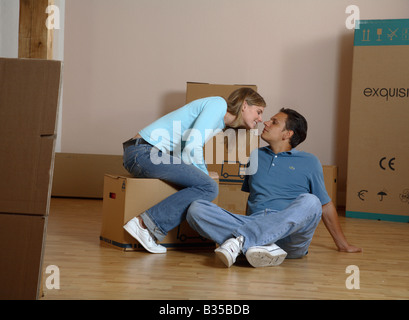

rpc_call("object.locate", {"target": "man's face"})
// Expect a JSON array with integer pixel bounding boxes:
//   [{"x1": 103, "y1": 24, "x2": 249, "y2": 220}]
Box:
[{"x1": 260, "y1": 112, "x2": 289, "y2": 144}]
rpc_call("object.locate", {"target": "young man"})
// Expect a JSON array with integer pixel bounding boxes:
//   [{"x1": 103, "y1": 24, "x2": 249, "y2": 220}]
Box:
[{"x1": 186, "y1": 108, "x2": 361, "y2": 268}]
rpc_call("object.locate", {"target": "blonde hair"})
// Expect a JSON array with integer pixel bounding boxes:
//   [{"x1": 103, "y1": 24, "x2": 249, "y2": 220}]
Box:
[{"x1": 226, "y1": 88, "x2": 266, "y2": 128}]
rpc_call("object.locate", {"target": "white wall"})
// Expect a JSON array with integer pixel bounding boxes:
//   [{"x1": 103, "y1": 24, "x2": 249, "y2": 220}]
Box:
[
  {"x1": 2, "y1": 0, "x2": 409, "y2": 205},
  {"x1": 0, "y1": 0, "x2": 65, "y2": 58},
  {"x1": 52, "y1": 0, "x2": 65, "y2": 153},
  {"x1": 62, "y1": 0, "x2": 409, "y2": 205},
  {"x1": 0, "y1": 0, "x2": 19, "y2": 58}
]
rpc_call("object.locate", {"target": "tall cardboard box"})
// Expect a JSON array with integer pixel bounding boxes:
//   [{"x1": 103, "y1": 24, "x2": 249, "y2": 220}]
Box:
[
  {"x1": 0, "y1": 58, "x2": 62, "y2": 216},
  {"x1": 0, "y1": 58, "x2": 62, "y2": 299},
  {"x1": 100, "y1": 174, "x2": 218, "y2": 250},
  {"x1": 346, "y1": 19, "x2": 409, "y2": 222}
]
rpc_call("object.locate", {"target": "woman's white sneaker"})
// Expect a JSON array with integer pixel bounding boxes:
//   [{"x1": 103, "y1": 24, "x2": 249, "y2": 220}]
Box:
[
  {"x1": 123, "y1": 217, "x2": 167, "y2": 254},
  {"x1": 245, "y1": 244, "x2": 287, "y2": 268}
]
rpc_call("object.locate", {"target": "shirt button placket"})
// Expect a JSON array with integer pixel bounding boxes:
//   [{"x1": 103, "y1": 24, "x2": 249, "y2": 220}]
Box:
[{"x1": 272, "y1": 155, "x2": 278, "y2": 167}]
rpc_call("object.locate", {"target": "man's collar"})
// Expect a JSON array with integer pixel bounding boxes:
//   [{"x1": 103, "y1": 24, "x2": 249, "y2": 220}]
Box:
[{"x1": 262, "y1": 146, "x2": 298, "y2": 155}]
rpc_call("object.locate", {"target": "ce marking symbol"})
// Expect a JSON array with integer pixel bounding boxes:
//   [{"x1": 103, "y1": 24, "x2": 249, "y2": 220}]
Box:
[{"x1": 379, "y1": 157, "x2": 395, "y2": 171}]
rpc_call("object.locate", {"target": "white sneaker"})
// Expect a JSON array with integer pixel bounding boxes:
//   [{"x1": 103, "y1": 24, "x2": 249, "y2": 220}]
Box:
[
  {"x1": 123, "y1": 217, "x2": 167, "y2": 254},
  {"x1": 245, "y1": 243, "x2": 287, "y2": 268},
  {"x1": 214, "y1": 236, "x2": 244, "y2": 267}
]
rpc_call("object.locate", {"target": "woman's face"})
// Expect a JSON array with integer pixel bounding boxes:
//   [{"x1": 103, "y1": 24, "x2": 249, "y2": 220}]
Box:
[{"x1": 241, "y1": 102, "x2": 264, "y2": 129}]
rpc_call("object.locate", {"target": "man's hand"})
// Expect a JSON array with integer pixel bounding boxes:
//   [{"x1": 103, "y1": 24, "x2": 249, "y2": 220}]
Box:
[
  {"x1": 322, "y1": 201, "x2": 362, "y2": 253},
  {"x1": 338, "y1": 244, "x2": 362, "y2": 253}
]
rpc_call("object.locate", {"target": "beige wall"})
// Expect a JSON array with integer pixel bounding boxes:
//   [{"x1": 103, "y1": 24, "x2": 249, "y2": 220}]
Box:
[
  {"x1": 0, "y1": 0, "x2": 19, "y2": 58},
  {"x1": 61, "y1": 0, "x2": 409, "y2": 205}
]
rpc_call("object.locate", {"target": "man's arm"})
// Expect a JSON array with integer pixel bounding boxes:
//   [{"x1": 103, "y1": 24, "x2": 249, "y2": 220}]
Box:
[{"x1": 321, "y1": 201, "x2": 362, "y2": 253}]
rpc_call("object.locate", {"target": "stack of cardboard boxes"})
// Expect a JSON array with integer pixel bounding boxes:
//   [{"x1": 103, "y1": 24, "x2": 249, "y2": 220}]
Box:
[{"x1": 0, "y1": 58, "x2": 62, "y2": 299}]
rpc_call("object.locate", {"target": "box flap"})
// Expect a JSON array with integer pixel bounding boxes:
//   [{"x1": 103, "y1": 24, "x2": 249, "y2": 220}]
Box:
[{"x1": 104, "y1": 173, "x2": 133, "y2": 180}]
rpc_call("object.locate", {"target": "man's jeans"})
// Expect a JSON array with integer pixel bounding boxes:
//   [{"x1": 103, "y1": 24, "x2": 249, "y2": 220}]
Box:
[
  {"x1": 187, "y1": 194, "x2": 322, "y2": 258},
  {"x1": 123, "y1": 139, "x2": 218, "y2": 241}
]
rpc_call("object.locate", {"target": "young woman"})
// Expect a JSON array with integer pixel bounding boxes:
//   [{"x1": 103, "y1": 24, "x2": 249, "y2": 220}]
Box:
[{"x1": 122, "y1": 88, "x2": 266, "y2": 253}]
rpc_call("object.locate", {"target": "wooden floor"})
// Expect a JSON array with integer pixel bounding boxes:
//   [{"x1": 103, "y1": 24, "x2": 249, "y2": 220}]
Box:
[{"x1": 40, "y1": 198, "x2": 409, "y2": 300}]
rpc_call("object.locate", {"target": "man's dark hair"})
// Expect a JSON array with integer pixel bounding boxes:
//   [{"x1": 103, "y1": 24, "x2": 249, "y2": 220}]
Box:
[{"x1": 280, "y1": 108, "x2": 308, "y2": 148}]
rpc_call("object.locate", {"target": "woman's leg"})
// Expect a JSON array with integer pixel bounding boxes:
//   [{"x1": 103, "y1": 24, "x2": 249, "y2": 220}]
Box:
[{"x1": 124, "y1": 143, "x2": 218, "y2": 241}]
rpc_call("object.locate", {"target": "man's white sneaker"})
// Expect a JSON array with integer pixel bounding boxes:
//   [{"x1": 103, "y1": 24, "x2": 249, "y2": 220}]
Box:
[
  {"x1": 245, "y1": 244, "x2": 287, "y2": 268},
  {"x1": 124, "y1": 217, "x2": 167, "y2": 254},
  {"x1": 214, "y1": 236, "x2": 244, "y2": 268}
]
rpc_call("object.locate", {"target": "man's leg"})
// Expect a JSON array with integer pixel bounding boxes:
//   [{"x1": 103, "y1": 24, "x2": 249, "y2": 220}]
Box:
[
  {"x1": 187, "y1": 194, "x2": 322, "y2": 267},
  {"x1": 187, "y1": 200, "x2": 260, "y2": 267},
  {"x1": 275, "y1": 206, "x2": 322, "y2": 259},
  {"x1": 235, "y1": 193, "x2": 322, "y2": 258},
  {"x1": 186, "y1": 199, "x2": 254, "y2": 245}
]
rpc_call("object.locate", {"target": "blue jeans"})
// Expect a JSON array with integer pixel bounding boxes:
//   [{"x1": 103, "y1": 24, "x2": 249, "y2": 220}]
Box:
[
  {"x1": 187, "y1": 193, "x2": 322, "y2": 258},
  {"x1": 123, "y1": 138, "x2": 218, "y2": 241}
]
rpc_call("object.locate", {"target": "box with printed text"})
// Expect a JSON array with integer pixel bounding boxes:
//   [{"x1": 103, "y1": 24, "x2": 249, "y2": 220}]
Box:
[{"x1": 346, "y1": 19, "x2": 409, "y2": 222}]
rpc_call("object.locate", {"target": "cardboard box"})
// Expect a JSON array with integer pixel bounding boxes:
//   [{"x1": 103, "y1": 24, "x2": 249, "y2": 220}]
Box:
[
  {"x1": 218, "y1": 183, "x2": 248, "y2": 215},
  {"x1": 52, "y1": 153, "x2": 127, "y2": 198},
  {"x1": 100, "y1": 174, "x2": 219, "y2": 251},
  {"x1": 323, "y1": 165, "x2": 337, "y2": 208},
  {"x1": 0, "y1": 58, "x2": 62, "y2": 216},
  {"x1": 186, "y1": 82, "x2": 260, "y2": 184},
  {"x1": 0, "y1": 214, "x2": 47, "y2": 300},
  {"x1": 204, "y1": 129, "x2": 259, "y2": 184},
  {"x1": 186, "y1": 82, "x2": 258, "y2": 105},
  {"x1": 346, "y1": 19, "x2": 409, "y2": 222}
]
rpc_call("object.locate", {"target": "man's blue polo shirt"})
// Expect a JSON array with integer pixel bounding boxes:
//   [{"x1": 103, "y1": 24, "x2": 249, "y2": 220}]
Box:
[{"x1": 242, "y1": 146, "x2": 331, "y2": 215}]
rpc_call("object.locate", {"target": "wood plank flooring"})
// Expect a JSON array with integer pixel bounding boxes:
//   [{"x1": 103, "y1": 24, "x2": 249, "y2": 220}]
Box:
[{"x1": 40, "y1": 198, "x2": 409, "y2": 300}]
